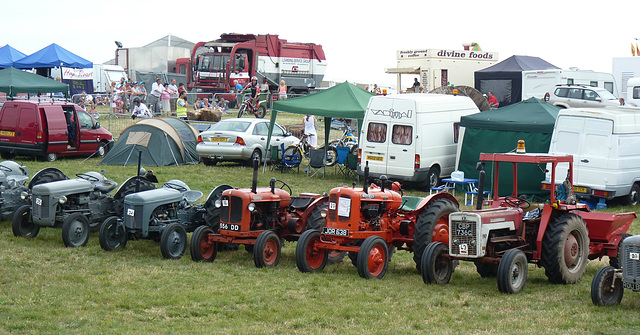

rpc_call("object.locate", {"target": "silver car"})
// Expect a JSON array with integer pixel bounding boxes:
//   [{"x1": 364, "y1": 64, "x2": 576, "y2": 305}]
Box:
[
  {"x1": 547, "y1": 84, "x2": 619, "y2": 108},
  {"x1": 197, "y1": 118, "x2": 299, "y2": 165}
]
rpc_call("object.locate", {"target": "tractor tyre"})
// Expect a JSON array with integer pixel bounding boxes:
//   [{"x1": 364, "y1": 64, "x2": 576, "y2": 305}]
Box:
[
  {"x1": 160, "y1": 223, "x2": 187, "y2": 260},
  {"x1": 305, "y1": 203, "x2": 326, "y2": 231},
  {"x1": 190, "y1": 225, "x2": 217, "y2": 262},
  {"x1": 357, "y1": 236, "x2": 389, "y2": 279},
  {"x1": 245, "y1": 244, "x2": 254, "y2": 254},
  {"x1": 420, "y1": 241, "x2": 453, "y2": 285},
  {"x1": 497, "y1": 249, "x2": 528, "y2": 294},
  {"x1": 62, "y1": 213, "x2": 90, "y2": 248},
  {"x1": 591, "y1": 266, "x2": 624, "y2": 306},
  {"x1": 541, "y1": 213, "x2": 589, "y2": 284},
  {"x1": 413, "y1": 198, "x2": 459, "y2": 271},
  {"x1": 99, "y1": 216, "x2": 127, "y2": 251},
  {"x1": 475, "y1": 261, "x2": 498, "y2": 278},
  {"x1": 296, "y1": 230, "x2": 328, "y2": 273},
  {"x1": 254, "y1": 230, "x2": 281, "y2": 268},
  {"x1": 12, "y1": 205, "x2": 39, "y2": 238},
  {"x1": 112, "y1": 178, "x2": 156, "y2": 219},
  {"x1": 28, "y1": 167, "x2": 68, "y2": 189},
  {"x1": 609, "y1": 233, "x2": 631, "y2": 268}
]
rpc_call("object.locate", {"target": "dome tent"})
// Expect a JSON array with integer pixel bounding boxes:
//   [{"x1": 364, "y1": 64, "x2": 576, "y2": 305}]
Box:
[{"x1": 99, "y1": 118, "x2": 199, "y2": 166}]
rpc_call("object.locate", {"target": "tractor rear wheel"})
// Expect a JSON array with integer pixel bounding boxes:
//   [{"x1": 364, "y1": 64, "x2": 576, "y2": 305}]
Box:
[
  {"x1": 420, "y1": 241, "x2": 453, "y2": 285},
  {"x1": 357, "y1": 236, "x2": 389, "y2": 279},
  {"x1": 609, "y1": 233, "x2": 631, "y2": 268},
  {"x1": 62, "y1": 213, "x2": 90, "y2": 248},
  {"x1": 541, "y1": 213, "x2": 589, "y2": 284},
  {"x1": 497, "y1": 249, "x2": 528, "y2": 294},
  {"x1": 475, "y1": 261, "x2": 498, "y2": 278},
  {"x1": 12, "y1": 205, "x2": 39, "y2": 238},
  {"x1": 160, "y1": 223, "x2": 187, "y2": 259},
  {"x1": 591, "y1": 266, "x2": 624, "y2": 306},
  {"x1": 99, "y1": 216, "x2": 127, "y2": 251},
  {"x1": 296, "y1": 230, "x2": 328, "y2": 272},
  {"x1": 413, "y1": 199, "x2": 459, "y2": 271},
  {"x1": 190, "y1": 225, "x2": 217, "y2": 262},
  {"x1": 254, "y1": 230, "x2": 281, "y2": 268}
]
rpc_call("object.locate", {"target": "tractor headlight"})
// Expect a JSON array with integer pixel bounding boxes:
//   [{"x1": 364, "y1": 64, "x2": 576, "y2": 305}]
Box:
[
  {"x1": 248, "y1": 203, "x2": 256, "y2": 212},
  {"x1": 452, "y1": 239, "x2": 459, "y2": 245},
  {"x1": 320, "y1": 208, "x2": 328, "y2": 218},
  {"x1": 470, "y1": 240, "x2": 476, "y2": 247},
  {"x1": 7, "y1": 179, "x2": 16, "y2": 188},
  {"x1": 20, "y1": 191, "x2": 29, "y2": 200},
  {"x1": 214, "y1": 199, "x2": 221, "y2": 208},
  {"x1": 58, "y1": 196, "x2": 67, "y2": 205}
]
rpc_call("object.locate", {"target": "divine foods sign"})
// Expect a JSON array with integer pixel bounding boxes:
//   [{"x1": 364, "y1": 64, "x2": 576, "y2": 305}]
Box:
[{"x1": 397, "y1": 49, "x2": 497, "y2": 61}]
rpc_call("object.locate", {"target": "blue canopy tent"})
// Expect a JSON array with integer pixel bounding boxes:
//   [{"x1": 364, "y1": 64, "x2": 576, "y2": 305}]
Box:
[
  {"x1": 0, "y1": 45, "x2": 26, "y2": 68},
  {"x1": 14, "y1": 43, "x2": 93, "y2": 95}
]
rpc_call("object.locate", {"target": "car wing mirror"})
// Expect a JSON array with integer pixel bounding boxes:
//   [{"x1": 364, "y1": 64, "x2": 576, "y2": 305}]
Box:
[
  {"x1": 595, "y1": 97, "x2": 602, "y2": 102},
  {"x1": 94, "y1": 122, "x2": 101, "y2": 129}
]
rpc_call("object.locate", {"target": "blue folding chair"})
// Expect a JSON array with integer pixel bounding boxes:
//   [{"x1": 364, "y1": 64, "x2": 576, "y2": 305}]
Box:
[{"x1": 335, "y1": 146, "x2": 349, "y2": 176}]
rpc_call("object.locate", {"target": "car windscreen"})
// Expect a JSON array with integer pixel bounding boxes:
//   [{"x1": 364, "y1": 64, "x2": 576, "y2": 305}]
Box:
[
  {"x1": 209, "y1": 120, "x2": 251, "y2": 132},
  {"x1": 596, "y1": 89, "x2": 617, "y2": 100}
]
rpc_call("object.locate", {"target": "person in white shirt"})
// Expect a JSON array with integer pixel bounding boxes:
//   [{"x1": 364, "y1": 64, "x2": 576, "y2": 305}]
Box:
[
  {"x1": 303, "y1": 114, "x2": 318, "y2": 148},
  {"x1": 131, "y1": 98, "x2": 152, "y2": 119},
  {"x1": 149, "y1": 78, "x2": 163, "y2": 115}
]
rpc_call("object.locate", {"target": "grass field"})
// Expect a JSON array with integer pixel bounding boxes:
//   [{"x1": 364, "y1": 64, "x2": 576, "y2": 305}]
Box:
[{"x1": 1, "y1": 111, "x2": 640, "y2": 333}]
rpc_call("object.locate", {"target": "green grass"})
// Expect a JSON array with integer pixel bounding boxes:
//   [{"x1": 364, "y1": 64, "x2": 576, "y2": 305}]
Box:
[{"x1": 1, "y1": 134, "x2": 640, "y2": 333}]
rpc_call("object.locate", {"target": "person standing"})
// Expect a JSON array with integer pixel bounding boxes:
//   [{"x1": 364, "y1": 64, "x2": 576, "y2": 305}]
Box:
[
  {"x1": 149, "y1": 78, "x2": 163, "y2": 115},
  {"x1": 487, "y1": 91, "x2": 499, "y2": 108},
  {"x1": 372, "y1": 84, "x2": 381, "y2": 95},
  {"x1": 161, "y1": 83, "x2": 173, "y2": 116},
  {"x1": 303, "y1": 114, "x2": 318, "y2": 148},
  {"x1": 278, "y1": 80, "x2": 287, "y2": 100},
  {"x1": 168, "y1": 79, "x2": 178, "y2": 115},
  {"x1": 412, "y1": 78, "x2": 420, "y2": 93},
  {"x1": 176, "y1": 91, "x2": 188, "y2": 120}
]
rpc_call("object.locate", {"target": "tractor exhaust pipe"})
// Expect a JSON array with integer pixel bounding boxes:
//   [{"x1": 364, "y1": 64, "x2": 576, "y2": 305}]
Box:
[
  {"x1": 363, "y1": 161, "x2": 370, "y2": 194},
  {"x1": 135, "y1": 150, "x2": 142, "y2": 193},
  {"x1": 251, "y1": 157, "x2": 259, "y2": 194},
  {"x1": 476, "y1": 162, "x2": 485, "y2": 210},
  {"x1": 380, "y1": 175, "x2": 387, "y2": 192}
]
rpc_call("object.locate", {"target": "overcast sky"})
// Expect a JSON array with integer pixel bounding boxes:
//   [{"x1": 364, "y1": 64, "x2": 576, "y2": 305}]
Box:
[{"x1": 4, "y1": 0, "x2": 639, "y2": 88}]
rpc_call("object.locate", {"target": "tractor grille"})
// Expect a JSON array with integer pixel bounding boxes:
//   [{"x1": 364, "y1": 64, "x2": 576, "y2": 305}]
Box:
[
  {"x1": 449, "y1": 216, "x2": 480, "y2": 257},
  {"x1": 229, "y1": 196, "x2": 243, "y2": 224},
  {"x1": 622, "y1": 244, "x2": 640, "y2": 286},
  {"x1": 124, "y1": 204, "x2": 144, "y2": 229},
  {"x1": 328, "y1": 193, "x2": 338, "y2": 222},
  {"x1": 32, "y1": 195, "x2": 50, "y2": 219},
  {"x1": 220, "y1": 195, "x2": 229, "y2": 223}
]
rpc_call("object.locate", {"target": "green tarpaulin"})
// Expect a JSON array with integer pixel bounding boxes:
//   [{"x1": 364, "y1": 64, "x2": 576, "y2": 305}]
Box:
[
  {"x1": 0, "y1": 67, "x2": 69, "y2": 97},
  {"x1": 266, "y1": 82, "x2": 375, "y2": 159},
  {"x1": 458, "y1": 98, "x2": 561, "y2": 196}
]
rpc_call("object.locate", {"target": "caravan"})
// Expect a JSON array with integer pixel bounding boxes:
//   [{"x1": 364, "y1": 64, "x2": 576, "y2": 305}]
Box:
[
  {"x1": 358, "y1": 94, "x2": 479, "y2": 189},
  {"x1": 522, "y1": 69, "x2": 617, "y2": 101}
]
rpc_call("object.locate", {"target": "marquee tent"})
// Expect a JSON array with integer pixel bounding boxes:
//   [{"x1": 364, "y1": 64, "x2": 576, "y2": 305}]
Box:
[
  {"x1": 0, "y1": 67, "x2": 69, "y2": 97},
  {"x1": 0, "y1": 45, "x2": 26, "y2": 68},
  {"x1": 14, "y1": 43, "x2": 92, "y2": 69}
]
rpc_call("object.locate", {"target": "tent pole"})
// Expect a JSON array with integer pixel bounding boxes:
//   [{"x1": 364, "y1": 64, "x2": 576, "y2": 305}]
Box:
[
  {"x1": 165, "y1": 133, "x2": 179, "y2": 166},
  {"x1": 124, "y1": 145, "x2": 136, "y2": 166}
]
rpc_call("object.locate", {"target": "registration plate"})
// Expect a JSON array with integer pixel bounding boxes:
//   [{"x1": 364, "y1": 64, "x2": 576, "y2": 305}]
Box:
[
  {"x1": 456, "y1": 222, "x2": 474, "y2": 237},
  {"x1": 210, "y1": 137, "x2": 227, "y2": 142},
  {"x1": 0, "y1": 130, "x2": 14, "y2": 136},
  {"x1": 623, "y1": 282, "x2": 640, "y2": 290},
  {"x1": 323, "y1": 227, "x2": 349, "y2": 236},
  {"x1": 366, "y1": 155, "x2": 383, "y2": 162},
  {"x1": 573, "y1": 186, "x2": 587, "y2": 193}
]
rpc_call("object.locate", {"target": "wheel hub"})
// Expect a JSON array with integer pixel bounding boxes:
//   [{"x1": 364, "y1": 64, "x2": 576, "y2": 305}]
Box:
[
  {"x1": 368, "y1": 247, "x2": 385, "y2": 273},
  {"x1": 564, "y1": 233, "x2": 579, "y2": 268}
]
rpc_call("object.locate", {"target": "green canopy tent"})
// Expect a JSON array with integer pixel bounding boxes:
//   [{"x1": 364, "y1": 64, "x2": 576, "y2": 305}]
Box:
[
  {"x1": 99, "y1": 118, "x2": 200, "y2": 166},
  {"x1": 266, "y1": 82, "x2": 375, "y2": 167},
  {"x1": 457, "y1": 97, "x2": 561, "y2": 196},
  {"x1": 0, "y1": 67, "x2": 69, "y2": 98}
]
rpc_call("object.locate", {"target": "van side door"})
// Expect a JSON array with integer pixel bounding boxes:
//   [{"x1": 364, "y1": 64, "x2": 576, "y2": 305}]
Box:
[
  {"x1": 75, "y1": 108, "x2": 100, "y2": 153},
  {"x1": 0, "y1": 103, "x2": 19, "y2": 152}
]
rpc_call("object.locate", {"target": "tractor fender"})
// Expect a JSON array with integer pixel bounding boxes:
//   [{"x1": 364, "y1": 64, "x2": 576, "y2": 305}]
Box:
[
  {"x1": 413, "y1": 192, "x2": 459, "y2": 213},
  {"x1": 203, "y1": 184, "x2": 234, "y2": 209},
  {"x1": 299, "y1": 195, "x2": 329, "y2": 225}
]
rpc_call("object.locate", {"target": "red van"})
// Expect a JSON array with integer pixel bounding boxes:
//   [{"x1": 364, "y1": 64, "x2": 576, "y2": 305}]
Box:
[{"x1": 0, "y1": 101, "x2": 113, "y2": 161}]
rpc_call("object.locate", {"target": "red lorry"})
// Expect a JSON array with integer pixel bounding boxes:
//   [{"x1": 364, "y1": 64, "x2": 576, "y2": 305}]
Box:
[
  {"x1": 176, "y1": 33, "x2": 326, "y2": 100},
  {"x1": 0, "y1": 101, "x2": 112, "y2": 161}
]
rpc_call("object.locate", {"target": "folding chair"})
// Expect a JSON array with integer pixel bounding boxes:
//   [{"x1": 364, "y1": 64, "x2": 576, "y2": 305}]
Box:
[
  {"x1": 345, "y1": 152, "x2": 359, "y2": 181},
  {"x1": 281, "y1": 143, "x2": 301, "y2": 173},
  {"x1": 334, "y1": 146, "x2": 349, "y2": 176},
  {"x1": 269, "y1": 145, "x2": 281, "y2": 171},
  {"x1": 306, "y1": 148, "x2": 326, "y2": 178}
]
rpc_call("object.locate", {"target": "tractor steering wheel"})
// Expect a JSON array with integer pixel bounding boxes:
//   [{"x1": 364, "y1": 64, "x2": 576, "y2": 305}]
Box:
[
  {"x1": 77, "y1": 173, "x2": 100, "y2": 182},
  {"x1": 274, "y1": 179, "x2": 292, "y2": 195},
  {"x1": 504, "y1": 196, "x2": 531, "y2": 209}
]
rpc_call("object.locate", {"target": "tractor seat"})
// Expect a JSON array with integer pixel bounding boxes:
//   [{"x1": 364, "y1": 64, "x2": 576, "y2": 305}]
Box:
[
  {"x1": 95, "y1": 180, "x2": 118, "y2": 194},
  {"x1": 289, "y1": 196, "x2": 313, "y2": 210}
]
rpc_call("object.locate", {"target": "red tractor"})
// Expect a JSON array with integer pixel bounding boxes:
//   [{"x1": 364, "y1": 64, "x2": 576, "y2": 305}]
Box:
[
  {"x1": 295, "y1": 163, "x2": 460, "y2": 279},
  {"x1": 420, "y1": 152, "x2": 636, "y2": 294},
  {"x1": 190, "y1": 159, "x2": 329, "y2": 267}
]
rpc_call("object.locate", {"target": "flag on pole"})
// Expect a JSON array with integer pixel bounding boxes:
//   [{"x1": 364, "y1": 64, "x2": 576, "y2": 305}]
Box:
[
  {"x1": 636, "y1": 43, "x2": 640, "y2": 57},
  {"x1": 633, "y1": 43, "x2": 636, "y2": 56}
]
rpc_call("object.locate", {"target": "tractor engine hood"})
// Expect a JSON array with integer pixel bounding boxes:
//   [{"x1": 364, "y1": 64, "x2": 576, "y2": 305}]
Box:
[
  {"x1": 124, "y1": 188, "x2": 183, "y2": 207},
  {"x1": 32, "y1": 179, "x2": 94, "y2": 196}
]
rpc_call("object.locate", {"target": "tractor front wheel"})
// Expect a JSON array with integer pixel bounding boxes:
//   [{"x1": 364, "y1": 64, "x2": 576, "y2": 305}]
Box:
[
  {"x1": 99, "y1": 216, "x2": 128, "y2": 251},
  {"x1": 62, "y1": 213, "x2": 90, "y2": 248},
  {"x1": 12, "y1": 205, "x2": 39, "y2": 238},
  {"x1": 296, "y1": 230, "x2": 328, "y2": 273},
  {"x1": 541, "y1": 213, "x2": 589, "y2": 284},
  {"x1": 497, "y1": 249, "x2": 528, "y2": 294},
  {"x1": 160, "y1": 223, "x2": 187, "y2": 259},
  {"x1": 254, "y1": 230, "x2": 281, "y2": 268},
  {"x1": 420, "y1": 241, "x2": 453, "y2": 285},
  {"x1": 591, "y1": 266, "x2": 624, "y2": 306},
  {"x1": 357, "y1": 236, "x2": 389, "y2": 279},
  {"x1": 190, "y1": 225, "x2": 217, "y2": 262}
]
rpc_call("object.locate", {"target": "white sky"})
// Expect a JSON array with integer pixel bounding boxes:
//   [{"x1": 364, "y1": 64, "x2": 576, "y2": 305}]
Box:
[{"x1": 4, "y1": 0, "x2": 640, "y2": 89}]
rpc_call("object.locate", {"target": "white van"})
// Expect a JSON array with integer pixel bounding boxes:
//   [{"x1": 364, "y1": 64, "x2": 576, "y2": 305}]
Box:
[
  {"x1": 358, "y1": 94, "x2": 480, "y2": 189},
  {"x1": 548, "y1": 107, "x2": 640, "y2": 205}
]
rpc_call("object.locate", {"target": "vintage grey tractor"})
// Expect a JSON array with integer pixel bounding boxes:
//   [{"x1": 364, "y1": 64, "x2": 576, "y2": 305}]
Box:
[
  {"x1": 0, "y1": 161, "x2": 67, "y2": 219},
  {"x1": 591, "y1": 234, "x2": 640, "y2": 305},
  {"x1": 12, "y1": 169, "x2": 157, "y2": 248},
  {"x1": 99, "y1": 180, "x2": 231, "y2": 259}
]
